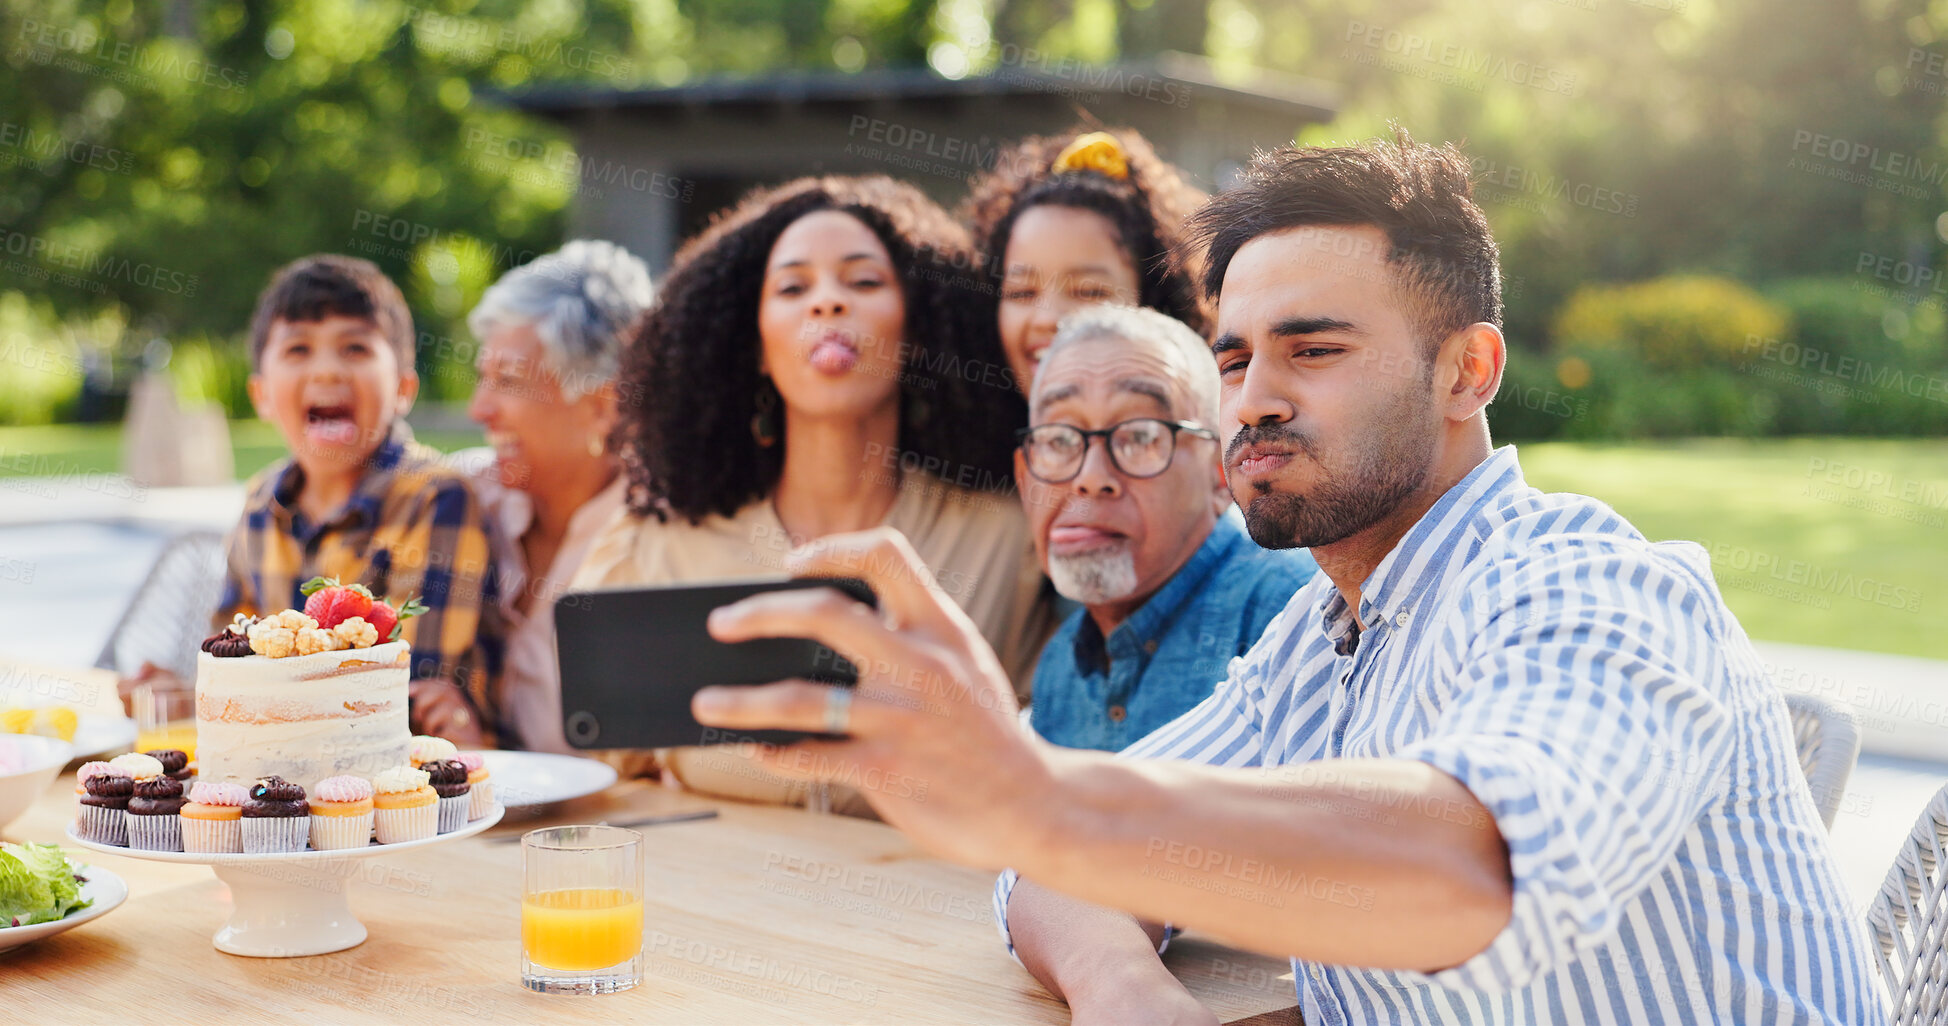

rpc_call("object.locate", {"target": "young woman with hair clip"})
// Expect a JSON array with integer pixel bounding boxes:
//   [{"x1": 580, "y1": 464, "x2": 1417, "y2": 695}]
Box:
[
  {"x1": 961, "y1": 128, "x2": 1210, "y2": 396},
  {"x1": 572, "y1": 176, "x2": 1049, "y2": 815}
]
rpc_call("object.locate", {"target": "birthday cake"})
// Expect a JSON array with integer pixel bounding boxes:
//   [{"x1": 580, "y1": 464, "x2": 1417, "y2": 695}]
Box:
[{"x1": 193, "y1": 578, "x2": 422, "y2": 795}]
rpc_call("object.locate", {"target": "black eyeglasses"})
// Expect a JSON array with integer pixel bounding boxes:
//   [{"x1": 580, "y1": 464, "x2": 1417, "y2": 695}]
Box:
[{"x1": 1016, "y1": 418, "x2": 1218, "y2": 483}]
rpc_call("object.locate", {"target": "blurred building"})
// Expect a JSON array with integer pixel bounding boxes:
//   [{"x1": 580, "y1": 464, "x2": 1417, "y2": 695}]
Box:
[{"x1": 499, "y1": 54, "x2": 1337, "y2": 274}]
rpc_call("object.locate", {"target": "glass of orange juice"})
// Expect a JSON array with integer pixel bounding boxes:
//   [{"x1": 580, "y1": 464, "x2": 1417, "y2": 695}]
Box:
[
  {"x1": 132, "y1": 685, "x2": 196, "y2": 760},
  {"x1": 522, "y1": 825, "x2": 644, "y2": 994}
]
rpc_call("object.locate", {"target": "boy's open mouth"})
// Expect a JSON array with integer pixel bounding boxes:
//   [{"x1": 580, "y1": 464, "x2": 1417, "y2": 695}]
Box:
[{"x1": 304, "y1": 404, "x2": 360, "y2": 446}]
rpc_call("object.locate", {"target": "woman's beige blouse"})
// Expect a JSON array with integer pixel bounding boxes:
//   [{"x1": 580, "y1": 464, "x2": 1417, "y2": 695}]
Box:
[{"x1": 568, "y1": 471, "x2": 1051, "y2": 813}]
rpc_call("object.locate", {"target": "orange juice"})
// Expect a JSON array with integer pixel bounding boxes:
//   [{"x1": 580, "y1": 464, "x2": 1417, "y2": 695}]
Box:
[
  {"x1": 522, "y1": 888, "x2": 643, "y2": 971},
  {"x1": 136, "y1": 721, "x2": 197, "y2": 760}
]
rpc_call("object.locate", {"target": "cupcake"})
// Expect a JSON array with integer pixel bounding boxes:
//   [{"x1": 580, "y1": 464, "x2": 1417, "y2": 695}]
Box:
[
  {"x1": 371, "y1": 766, "x2": 437, "y2": 844},
  {"x1": 182, "y1": 781, "x2": 248, "y2": 853},
  {"x1": 143, "y1": 748, "x2": 194, "y2": 783},
  {"x1": 127, "y1": 775, "x2": 187, "y2": 851},
  {"x1": 408, "y1": 735, "x2": 458, "y2": 768},
  {"x1": 310, "y1": 775, "x2": 375, "y2": 851},
  {"x1": 455, "y1": 752, "x2": 493, "y2": 820},
  {"x1": 241, "y1": 776, "x2": 310, "y2": 853},
  {"x1": 425, "y1": 760, "x2": 471, "y2": 833},
  {"x1": 77, "y1": 767, "x2": 133, "y2": 845},
  {"x1": 73, "y1": 761, "x2": 114, "y2": 797}
]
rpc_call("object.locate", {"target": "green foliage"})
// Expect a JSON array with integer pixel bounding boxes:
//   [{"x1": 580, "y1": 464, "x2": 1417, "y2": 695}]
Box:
[
  {"x1": 1523, "y1": 276, "x2": 1787, "y2": 438},
  {"x1": 166, "y1": 337, "x2": 252, "y2": 417},
  {"x1": 1502, "y1": 275, "x2": 1948, "y2": 439},
  {"x1": 1555, "y1": 277, "x2": 1789, "y2": 372},
  {"x1": 0, "y1": 294, "x2": 84, "y2": 426},
  {"x1": 1758, "y1": 277, "x2": 1948, "y2": 435}
]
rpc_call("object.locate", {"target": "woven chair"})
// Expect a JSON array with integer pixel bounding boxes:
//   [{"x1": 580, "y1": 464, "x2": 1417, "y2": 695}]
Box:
[
  {"x1": 93, "y1": 529, "x2": 228, "y2": 682},
  {"x1": 1784, "y1": 692, "x2": 1862, "y2": 830},
  {"x1": 1866, "y1": 783, "x2": 1948, "y2": 1025}
]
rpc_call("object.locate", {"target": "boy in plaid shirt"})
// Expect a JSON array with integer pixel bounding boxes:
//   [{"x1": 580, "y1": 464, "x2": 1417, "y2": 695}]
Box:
[{"x1": 128, "y1": 255, "x2": 498, "y2": 744}]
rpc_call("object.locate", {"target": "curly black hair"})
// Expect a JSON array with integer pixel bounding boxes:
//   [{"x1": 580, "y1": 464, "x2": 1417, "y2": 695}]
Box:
[
  {"x1": 614, "y1": 175, "x2": 1026, "y2": 524},
  {"x1": 959, "y1": 127, "x2": 1210, "y2": 336}
]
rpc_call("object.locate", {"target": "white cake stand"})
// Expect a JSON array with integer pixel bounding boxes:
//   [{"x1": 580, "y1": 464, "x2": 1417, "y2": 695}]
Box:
[{"x1": 66, "y1": 803, "x2": 503, "y2": 957}]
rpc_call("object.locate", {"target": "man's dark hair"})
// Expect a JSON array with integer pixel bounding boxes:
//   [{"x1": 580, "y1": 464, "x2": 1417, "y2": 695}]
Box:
[
  {"x1": 1184, "y1": 128, "x2": 1502, "y2": 348},
  {"x1": 248, "y1": 254, "x2": 416, "y2": 370}
]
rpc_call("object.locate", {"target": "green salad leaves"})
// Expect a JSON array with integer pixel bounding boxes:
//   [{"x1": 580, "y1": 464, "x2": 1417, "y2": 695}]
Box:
[{"x1": 0, "y1": 842, "x2": 91, "y2": 927}]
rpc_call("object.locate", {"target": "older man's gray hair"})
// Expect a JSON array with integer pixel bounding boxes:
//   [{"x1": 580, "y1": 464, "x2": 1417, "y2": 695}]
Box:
[
  {"x1": 467, "y1": 239, "x2": 654, "y2": 400},
  {"x1": 1039, "y1": 304, "x2": 1218, "y2": 424}
]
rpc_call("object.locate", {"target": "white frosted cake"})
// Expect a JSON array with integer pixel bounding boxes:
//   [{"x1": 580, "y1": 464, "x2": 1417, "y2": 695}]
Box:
[{"x1": 195, "y1": 639, "x2": 414, "y2": 795}]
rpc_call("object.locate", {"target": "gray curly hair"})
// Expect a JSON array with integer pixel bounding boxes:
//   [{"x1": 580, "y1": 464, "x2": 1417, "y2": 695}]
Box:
[{"x1": 467, "y1": 239, "x2": 654, "y2": 400}]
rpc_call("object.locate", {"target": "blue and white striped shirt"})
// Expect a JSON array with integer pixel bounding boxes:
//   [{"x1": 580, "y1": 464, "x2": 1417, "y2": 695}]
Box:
[{"x1": 996, "y1": 446, "x2": 1884, "y2": 1025}]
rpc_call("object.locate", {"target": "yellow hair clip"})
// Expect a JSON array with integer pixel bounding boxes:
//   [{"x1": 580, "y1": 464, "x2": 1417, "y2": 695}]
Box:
[{"x1": 1050, "y1": 131, "x2": 1130, "y2": 180}]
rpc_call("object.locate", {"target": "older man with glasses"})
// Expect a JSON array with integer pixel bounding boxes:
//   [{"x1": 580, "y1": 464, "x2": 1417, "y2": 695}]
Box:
[{"x1": 1014, "y1": 305, "x2": 1316, "y2": 752}]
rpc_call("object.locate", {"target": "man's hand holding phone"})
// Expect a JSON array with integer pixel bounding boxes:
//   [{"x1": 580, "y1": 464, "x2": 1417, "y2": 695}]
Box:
[{"x1": 691, "y1": 528, "x2": 1061, "y2": 871}]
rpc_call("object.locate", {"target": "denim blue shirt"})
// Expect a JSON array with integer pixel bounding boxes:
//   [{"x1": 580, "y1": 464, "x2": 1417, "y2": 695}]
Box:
[{"x1": 1027, "y1": 510, "x2": 1317, "y2": 751}]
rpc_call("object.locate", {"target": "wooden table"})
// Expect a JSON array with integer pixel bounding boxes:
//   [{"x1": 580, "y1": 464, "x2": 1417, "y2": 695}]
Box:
[{"x1": 5, "y1": 772, "x2": 1301, "y2": 1024}]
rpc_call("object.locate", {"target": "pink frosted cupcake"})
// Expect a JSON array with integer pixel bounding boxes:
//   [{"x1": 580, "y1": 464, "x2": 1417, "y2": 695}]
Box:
[
  {"x1": 181, "y1": 781, "x2": 248, "y2": 853},
  {"x1": 309, "y1": 775, "x2": 376, "y2": 851},
  {"x1": 73, "y1": 761, "x2": 114, "y2": 797},
  {"x1": 455, "y1": 752, "x2": 493, "y2": 820}
]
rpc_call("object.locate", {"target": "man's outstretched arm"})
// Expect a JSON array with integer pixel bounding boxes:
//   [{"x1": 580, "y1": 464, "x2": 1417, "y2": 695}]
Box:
[{"x1": 692, "y1": 530, "x2": 1513, "y2": 971}]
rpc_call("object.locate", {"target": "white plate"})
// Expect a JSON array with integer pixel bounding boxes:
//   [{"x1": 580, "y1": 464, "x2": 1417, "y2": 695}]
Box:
[
  {"x1": 478, "y1": 750, "x2": 617, "y2": 808},
  {"x1": 0, "y1": 862, "x2": 128, "y2": 954}
]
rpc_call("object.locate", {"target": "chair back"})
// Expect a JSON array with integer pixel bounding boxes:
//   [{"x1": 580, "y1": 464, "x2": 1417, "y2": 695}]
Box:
[
  {"x1": 93, "y1": 529, "x2": 227, "y2": 681},
  {"x1": 1784, "y1": 692, "x2": 1862, "y2": 829},
  {"x1": 1866, "y1": 783, "x2": 1948, "y2": 1025}
]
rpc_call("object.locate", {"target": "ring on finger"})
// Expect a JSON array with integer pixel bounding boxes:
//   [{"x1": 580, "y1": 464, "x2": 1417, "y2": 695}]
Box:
[{"x1": 822, "y1": 686, "x2": 853, "y2": 735}]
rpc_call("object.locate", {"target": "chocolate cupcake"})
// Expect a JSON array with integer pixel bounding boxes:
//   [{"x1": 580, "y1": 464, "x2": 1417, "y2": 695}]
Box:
[
  {"x1": 143, "y1": 748, "x2": 193, "y2": 783},
  {"x1": 426, "y1": 759, "x2": 471, "y2": 834},
  {"x1": 241, "y1": 776, "x2": 311, "y2": 853},
  {"x1": 127, "y1": 776, "x2": 187, "y2": 851},
  {"x1": 77, "y1": 769, "x2": 134, "y2": 846}
]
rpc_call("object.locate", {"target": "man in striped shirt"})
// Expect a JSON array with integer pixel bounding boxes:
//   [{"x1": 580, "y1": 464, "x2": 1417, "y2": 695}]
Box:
[{"x1": 690, "y1": 132, "x2": 1884, "y2": 1024}]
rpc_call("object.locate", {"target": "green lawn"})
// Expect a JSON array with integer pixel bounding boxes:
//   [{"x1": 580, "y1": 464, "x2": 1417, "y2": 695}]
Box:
[
  {"x1": 2, "y1": 424, "x2": 1942, "y2": 659},
  {"x1": 1519, "y1": 438, "x2": 1947, "y2": 660},
  {"x1": 0, "y1": 420, "x2": 483, "y2": 481}
]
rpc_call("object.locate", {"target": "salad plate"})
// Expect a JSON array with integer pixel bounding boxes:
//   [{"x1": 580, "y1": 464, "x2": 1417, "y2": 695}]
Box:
[{"x1": 0, "y1": 853, "x2": 126, "y2": 955}]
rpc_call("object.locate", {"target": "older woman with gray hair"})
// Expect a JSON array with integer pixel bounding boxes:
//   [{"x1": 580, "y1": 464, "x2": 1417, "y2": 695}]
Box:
[{"x1": 452, "y1": 239, "x2": 653, "y2": 752}]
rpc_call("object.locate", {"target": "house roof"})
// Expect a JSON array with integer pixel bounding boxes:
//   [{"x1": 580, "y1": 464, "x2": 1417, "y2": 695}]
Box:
[{"x1": 499, "y1": 52, "x2": 1337, "y2": 124}]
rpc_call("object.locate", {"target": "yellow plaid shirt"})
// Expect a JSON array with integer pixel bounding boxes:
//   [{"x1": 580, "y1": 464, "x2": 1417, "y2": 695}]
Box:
[{"x1": 214, "y1": 423, "x2": 500, "y2": 727}]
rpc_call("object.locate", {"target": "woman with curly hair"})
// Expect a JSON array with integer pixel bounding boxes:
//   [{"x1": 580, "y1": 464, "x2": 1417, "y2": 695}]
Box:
[
  {"x1": 961, "y1": 128, "x2": 1209, "y2": 394},
  {"x1": 573, "y1": 176, "x2": 1049, "y2": 812}
]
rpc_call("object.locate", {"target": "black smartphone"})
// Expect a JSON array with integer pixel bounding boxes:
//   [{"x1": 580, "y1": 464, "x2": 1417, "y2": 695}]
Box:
[{"x1": 554, "y1": 576, "x2": 877, "y2": 750}]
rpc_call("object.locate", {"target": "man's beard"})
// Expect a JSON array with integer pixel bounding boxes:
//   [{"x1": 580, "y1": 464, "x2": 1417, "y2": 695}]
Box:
[
  {"x1": 1047, "y1": 544, "x2": 1140, "y2": 604},
  {"x1": 1228, "y1": 375, "x2": 1437, "y2": 550}
]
